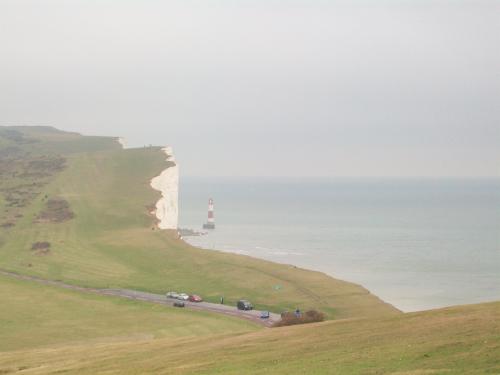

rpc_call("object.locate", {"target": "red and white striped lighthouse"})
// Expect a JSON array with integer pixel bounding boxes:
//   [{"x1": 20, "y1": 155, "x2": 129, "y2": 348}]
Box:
[{"x1": 203, "y1": 198, "x2": 215, "y2": 229}]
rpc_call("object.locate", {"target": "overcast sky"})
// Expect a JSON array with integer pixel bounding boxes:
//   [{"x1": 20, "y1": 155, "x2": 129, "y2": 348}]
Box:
[{"x1": 1, "y1": 0, "x2": 499, "y2": 177}]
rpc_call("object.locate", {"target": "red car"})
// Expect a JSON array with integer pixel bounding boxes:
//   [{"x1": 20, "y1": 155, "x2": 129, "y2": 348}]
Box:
[{"x1": 188, "y1": 294, "x2": 203, "y2": 302}]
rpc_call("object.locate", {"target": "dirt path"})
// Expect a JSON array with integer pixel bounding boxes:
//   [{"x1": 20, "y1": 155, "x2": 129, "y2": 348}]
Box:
[{"x1": 0, "y1": 269, "x2": 280, "y2": 327}]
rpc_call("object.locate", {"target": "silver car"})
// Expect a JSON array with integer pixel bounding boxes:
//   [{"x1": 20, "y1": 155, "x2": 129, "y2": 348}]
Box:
[
  {"x1": 177, "y1": 293, "x2": 189, "y2": 301},
  {"x1": 166, "y1": 291, "x2": 179, "y2": 299}
]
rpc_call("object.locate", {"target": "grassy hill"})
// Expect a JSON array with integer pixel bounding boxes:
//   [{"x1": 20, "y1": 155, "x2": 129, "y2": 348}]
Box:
[
  {"x1": 0, "y1": 126, "x2": 498, "y2": 374},
  {"x1": 0, "y1": 273, "x2": 257, "y2": 352},
  {"x1": 0, "y1": 300, "x2": 498, "y2": 374},
  {"x1": 0, "y1": 126, "x2": 397, "y2": 318}
]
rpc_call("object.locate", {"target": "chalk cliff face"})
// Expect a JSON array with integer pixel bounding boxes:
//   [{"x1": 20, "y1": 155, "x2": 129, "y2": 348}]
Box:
[
  {"x1": 117, "y1": 137, "x2": 127, "y2": 149},
  {"x1": 150, "y1": 146, "x2": 179, "y2": 230}
]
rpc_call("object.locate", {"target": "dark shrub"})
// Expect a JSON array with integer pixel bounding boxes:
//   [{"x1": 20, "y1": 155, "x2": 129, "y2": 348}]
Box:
[
  {"x1": 31, "y1": 241, "x2": 50, "y2": 250},
  {"x1": 31, "y1": 241, "x2": 51, "y2": 255},
  {"x1": 273, "y1": 309, "x2": 325, "y2": 327},
  {"x1": 36, "y1": 198, "x2": 74, "y2": 223}
]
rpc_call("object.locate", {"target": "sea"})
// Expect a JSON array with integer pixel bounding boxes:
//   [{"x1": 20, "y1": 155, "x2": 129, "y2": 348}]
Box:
[{"x1": 178, "y1": 177, "x2": 500, "y2": 312}]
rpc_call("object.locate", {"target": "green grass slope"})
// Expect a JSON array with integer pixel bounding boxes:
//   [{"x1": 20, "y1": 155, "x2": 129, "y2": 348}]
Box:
[
  {"x1": 0, "y1": 126, "x2": 120, "y2": 230},
  {"x1": 1, "y1": 301, "x2": 498, "y2": 374},
  {"x1": 0, "y1": 273, "x2": 257, "y2": 352},
  {"x1": 0, "y1": 126, "x2": 121, "y2": 155},
  {"x1": 0, "y1": 126, "x2": 398, "y2": 318}
]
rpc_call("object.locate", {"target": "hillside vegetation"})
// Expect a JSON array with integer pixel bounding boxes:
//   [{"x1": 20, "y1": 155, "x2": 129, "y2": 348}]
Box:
[
  {"x1": 0, "y1": 301, "x2": 498, "y2": 374},
  {"x1": 0, "y1": 273, "x2": 257, "y2": 352},
  {"x1": 0, "y1": 126, "x2": 498, "y2": 374},
  {"x1": 0, "y1": 126, "x2": 397, "y2": 318}
]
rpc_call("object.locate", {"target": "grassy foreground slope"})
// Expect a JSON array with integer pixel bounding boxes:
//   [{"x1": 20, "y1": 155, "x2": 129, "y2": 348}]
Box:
[
  {"x1": 0, "y1": 126, "x2": 397, "y2": 318},
  {"x1": 1, "y1": 301, "x2": 498, "y2": 374},
  {"x1": 0, "y1": 273, "x2": 257, "y2": 352}
]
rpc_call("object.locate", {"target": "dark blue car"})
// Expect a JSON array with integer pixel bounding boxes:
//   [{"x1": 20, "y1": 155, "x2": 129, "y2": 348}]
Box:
[{"x1": 260, "y1": 311, "x2": 270, "y2": 319}]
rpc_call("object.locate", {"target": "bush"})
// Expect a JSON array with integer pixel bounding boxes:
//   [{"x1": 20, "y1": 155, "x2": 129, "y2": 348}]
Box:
[
  {"x1": 36, "y1": 198, "x2": 74, "y2": 223},
  {"x1": 273, "y1": 309, "x2": 325, "y2": 327},
  {"x1": 31, "y1": 241, "x2": 51, "y2": 250},
  {"x1": 31, "y1": 241, "x2": 51, "y2": 255}
]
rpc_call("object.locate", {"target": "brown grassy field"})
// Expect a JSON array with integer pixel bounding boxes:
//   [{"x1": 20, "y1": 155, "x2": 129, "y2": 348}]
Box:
[{"x1": 0, "y1": 301, "x2": 498, "y2": 374}]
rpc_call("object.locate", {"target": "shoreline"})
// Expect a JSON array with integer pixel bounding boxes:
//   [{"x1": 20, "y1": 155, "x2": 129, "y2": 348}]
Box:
[
  {"x1": 176, "y1": 177, "x2": 499, "y2": 314},
  {"x1": 153, "y1": 158, "x2": 498, "y2": 314},
  {"x1": 147, "y1": 147, "x2": 398, "y2": 317},
  {"x1": 183, "y1": 237, "x2": 401, "y2": 313},
  {"x1": 182, "y1": 237, "x2": 500, "y2": 314}
]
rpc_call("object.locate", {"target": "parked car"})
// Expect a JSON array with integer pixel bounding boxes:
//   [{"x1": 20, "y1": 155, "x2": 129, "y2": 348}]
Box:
[
  {"x1": 166, "y1": 291, "x2": 179, "y2": 299},
  {"x1": 189, "y1": 294, "x2": 203, "y2": 302},
  {"x1": 237, "y1": 300, "x2": 253, "y2": 311},
  {"x1": 177, "y1": 293, "x2": 189, "y2": 301},
  {"x1": 260, "y1": 311, "x2": 270, "y2": 319},
  {"x1": 173, "y1": 301, "x2": 185, "y2": 308}
]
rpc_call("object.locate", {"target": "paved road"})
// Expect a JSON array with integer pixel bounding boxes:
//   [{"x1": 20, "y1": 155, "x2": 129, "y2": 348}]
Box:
[{"x1": 0, "y1": 270, "x2": 280, "y2": 327}]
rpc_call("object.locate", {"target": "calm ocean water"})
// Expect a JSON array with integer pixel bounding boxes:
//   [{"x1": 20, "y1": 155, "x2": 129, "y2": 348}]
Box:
[{"x1": 179, "y1": 177, "x2": 500, "y2": 312}]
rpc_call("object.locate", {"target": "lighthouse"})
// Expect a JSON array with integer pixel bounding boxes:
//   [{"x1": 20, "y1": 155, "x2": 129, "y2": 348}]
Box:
[{"x1": 203, "y1": 198, "x2": 215, "y2": 229}]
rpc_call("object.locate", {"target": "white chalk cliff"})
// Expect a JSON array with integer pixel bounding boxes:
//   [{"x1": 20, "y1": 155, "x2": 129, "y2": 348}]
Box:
[
  {"x1": 150, "y1": 146, "x2": 179, "y2": 229},
  {"x1": 117, "y1": 137, "x2": 127, "y2": 149}
]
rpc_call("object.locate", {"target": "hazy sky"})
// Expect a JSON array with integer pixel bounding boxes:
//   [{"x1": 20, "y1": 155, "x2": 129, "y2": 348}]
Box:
[{"x1": 1, "y1": 0, "x2": 499, "y2": 177}]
